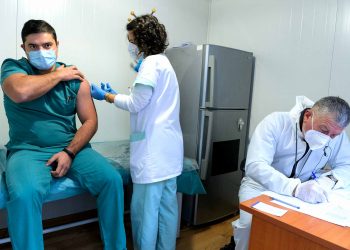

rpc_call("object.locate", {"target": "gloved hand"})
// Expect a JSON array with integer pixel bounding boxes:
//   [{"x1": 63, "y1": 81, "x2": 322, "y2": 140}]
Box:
[
  {"x1": 130, "y1": 58, "x2": 143, "y2": 72},
  {"x1": 134, "y1": 58, "x2": 143, "y2": 72},
  {"x1": 316, "y1": 175, "x2": 336, "y2": 192},
  {"x1": 90, "y1": 83, "x2": 107, "y2": 100},
  {"x1": 294, "y1": 180, "x2": 328, "y2": 204},
  {"x1": 101, "y1": 82, "x2": 117, "y2": 94}
]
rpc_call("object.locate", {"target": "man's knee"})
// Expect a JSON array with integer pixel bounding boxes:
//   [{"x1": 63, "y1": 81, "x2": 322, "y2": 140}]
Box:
[
  {"x1": 99, "y1": 165, "x2": 124, "y2": 189},
  {"x1": 8, "y1": 184, "x2": 46, "y2": 205}
]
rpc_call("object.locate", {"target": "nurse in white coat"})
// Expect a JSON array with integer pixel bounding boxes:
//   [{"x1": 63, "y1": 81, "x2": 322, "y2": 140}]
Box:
[
  {"x1": 227, "y1": 96, "x2": 350, "y2": 250},
  {"x1": 91, "y1": 12, "x2": 183, "y2": 250}
]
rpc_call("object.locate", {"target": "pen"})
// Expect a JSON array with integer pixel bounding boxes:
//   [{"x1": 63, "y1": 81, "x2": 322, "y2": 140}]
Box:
[
  {"x1": 311, "y1": 171, "x2": 317, "y2": 180},
  {"x1": 272, "y1": 197, "x2": 300, "y2": 209}
]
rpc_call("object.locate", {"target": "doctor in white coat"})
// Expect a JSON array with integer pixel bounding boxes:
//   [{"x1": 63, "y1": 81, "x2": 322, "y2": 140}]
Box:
[{"x1": 225, "y1": 96, "x2": 350, "y2": 250}]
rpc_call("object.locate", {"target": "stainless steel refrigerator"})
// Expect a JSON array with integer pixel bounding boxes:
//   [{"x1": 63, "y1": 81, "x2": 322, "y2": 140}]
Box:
[{"x1": 165, "y1": 44, "x2": 254, "y2": 225}]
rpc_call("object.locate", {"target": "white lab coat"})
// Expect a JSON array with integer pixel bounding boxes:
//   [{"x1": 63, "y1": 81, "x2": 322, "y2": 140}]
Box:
[
  {"x1": 115, "y1": 54, "x2": 183, "y2": 184},
  {"x1": 245, "y1": 96, "x2": 350, "y2": 195},
  {"x1": 233, "y1": 96, "x2": 350, "y2": 250}
]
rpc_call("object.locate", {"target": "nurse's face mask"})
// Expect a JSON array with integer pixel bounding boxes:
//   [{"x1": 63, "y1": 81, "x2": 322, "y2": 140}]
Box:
[
  {"x1": 304, "y1": 112, "x2": 331, "y2": 150},
  {"x1": 128, "y1": 42, "x2": 140, "y2": 61},
  {"x1": 28, "y1": 49, "x2": 57, "y2": 70}
]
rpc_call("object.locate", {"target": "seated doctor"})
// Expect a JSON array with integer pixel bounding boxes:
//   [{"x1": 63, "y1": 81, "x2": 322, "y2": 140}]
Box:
[
  {"x1": 0, "y1": 19, "x2": 126, "y2": 250},
  {"x1": 221, "y1": 96, "x2": 350, "y2": 250},
  {"x1": 91, "y1": 10, "x2": 183, "y2": 250}
]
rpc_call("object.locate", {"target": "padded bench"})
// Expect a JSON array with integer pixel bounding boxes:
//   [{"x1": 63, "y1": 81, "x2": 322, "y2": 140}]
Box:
[
  {"x1": 0, "y1": 140, "x2": 205, "y2": 242},
  {"x1": 0, "y1": 140, "x2": 205, "y2": 209}
]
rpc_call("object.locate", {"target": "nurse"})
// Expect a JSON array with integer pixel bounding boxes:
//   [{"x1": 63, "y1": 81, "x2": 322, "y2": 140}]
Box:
[{"x1": 91, "y1": 11, "x2": 184, "y2": 250}]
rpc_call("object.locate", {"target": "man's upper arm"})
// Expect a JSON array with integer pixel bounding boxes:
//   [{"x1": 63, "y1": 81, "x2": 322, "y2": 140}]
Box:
[
  {"x1": 76, "y1": 80, "x2": 97, "y2": 125},
  {"x1": 1, "y1": 59, "x2": 27, "y2": 96}
]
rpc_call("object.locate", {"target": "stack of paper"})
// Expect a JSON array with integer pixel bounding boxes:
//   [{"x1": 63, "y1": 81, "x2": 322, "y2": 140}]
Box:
[{"x1": 262, "y1": 189, "x2": 350, "y2": 227}]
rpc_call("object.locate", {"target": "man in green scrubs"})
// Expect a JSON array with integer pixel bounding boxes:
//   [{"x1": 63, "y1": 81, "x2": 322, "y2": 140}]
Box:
[{"x1": 0, "y1": 19, "x2": 126, "y2": 250}]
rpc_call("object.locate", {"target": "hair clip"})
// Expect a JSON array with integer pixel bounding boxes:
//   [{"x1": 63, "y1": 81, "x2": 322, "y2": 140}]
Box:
[
  {"x1": 128, "y1": 10, "x2": 137, "y2": 22},
  {"x1": 130, "y1": 11, "x2": 137, "y2": 18},
  {"x1": 151, "y1": 8, "x2": 156, "y2": 15}
]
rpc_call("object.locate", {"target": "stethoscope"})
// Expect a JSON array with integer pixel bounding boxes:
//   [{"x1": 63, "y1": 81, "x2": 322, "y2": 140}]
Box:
[{"x1": 290, "y1": 121, "x2": 332, "y2": 179}]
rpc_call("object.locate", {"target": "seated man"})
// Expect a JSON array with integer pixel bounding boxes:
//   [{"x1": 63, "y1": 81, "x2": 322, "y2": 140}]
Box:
[
  {"x1": 0, "y1": 19, "x2": 126, "y2": 250},
  {"x1": 222, "y1": 96, "x2": 350, "y2": 250}
]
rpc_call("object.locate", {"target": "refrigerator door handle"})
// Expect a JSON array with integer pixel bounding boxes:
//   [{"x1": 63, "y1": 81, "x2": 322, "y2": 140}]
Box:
[
  {"x1": 200, "y1": 110, "x2": 214, "y2": 180},
  {"x1": 238, "y1": 118, "x2": 245, "y2": 131},
  {"x1": 205, "y1": 55, "x2": 215, "y2": 107}
]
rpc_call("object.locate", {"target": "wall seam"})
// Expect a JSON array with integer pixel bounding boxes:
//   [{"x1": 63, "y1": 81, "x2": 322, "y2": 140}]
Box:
[
  {"x1": 15, "y1": 0, "x2": 19, "y2": 59},
  {"x1": 206, "y1": 0, "x2": 213, "y2": 44},
  {"x1": 328, "y1": 0, "x2": 340, "y2": 95}
]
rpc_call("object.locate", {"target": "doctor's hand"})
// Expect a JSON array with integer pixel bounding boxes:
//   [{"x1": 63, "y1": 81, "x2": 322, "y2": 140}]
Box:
[
  {"x1": 293, "y1": 180, "x2": 328, "y2": 204},
  {"x1": 46, "y1": 151, "x2": 72, "y2": 178},
  {"x1": 91, "y1": 83, "x2": 107, "y2": 100},
  {"x1": 101, "y1": 82, "x2": 118, "y2": 94}
]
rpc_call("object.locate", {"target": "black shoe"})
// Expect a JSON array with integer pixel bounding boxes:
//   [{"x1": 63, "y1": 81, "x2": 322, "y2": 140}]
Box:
[{"x1": 220, "y1": 236, "x2": 236, "y2": 250}]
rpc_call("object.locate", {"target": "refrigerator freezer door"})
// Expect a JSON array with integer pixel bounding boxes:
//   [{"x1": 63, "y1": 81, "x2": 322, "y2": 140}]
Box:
[
  {"x1": 165, "y1": 45, "x2": 203, "y2": 159},
  {"x1": 193, "y1": 109, "x2": 248, "y2": 225},
  {"x1": 200, "y1": 44, "x2": 254, "y2": 109}
]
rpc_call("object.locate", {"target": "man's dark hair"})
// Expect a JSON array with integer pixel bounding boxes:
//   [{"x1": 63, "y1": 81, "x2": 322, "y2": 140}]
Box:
[
  {"x1": 21, "y1": 19, "x2": 57, "y2": 43},
  {"x1": 126, "y1": 14, "x2": 168, "y2": 56}
]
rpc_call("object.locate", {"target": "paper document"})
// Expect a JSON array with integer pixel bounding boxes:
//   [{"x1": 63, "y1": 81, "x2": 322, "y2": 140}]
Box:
[
  {"x1": 251, "y1": 201, "x2": 288, "y2": 217},
  {"x1": 263, "y1": 190, "x2": 350, "y2": 227}
]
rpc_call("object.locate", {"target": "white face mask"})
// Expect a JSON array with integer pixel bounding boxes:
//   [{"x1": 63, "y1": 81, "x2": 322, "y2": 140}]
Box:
[
  {"x1": 128, "y1": 42, "x2": 140, "y2": 61},
  {"x1": 304, "y1": 113, "x2": 331, "y2": 150}
]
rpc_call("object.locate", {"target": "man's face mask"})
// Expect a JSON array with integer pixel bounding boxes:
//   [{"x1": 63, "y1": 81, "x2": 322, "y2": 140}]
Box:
[
  {"x1": 128, "y1": 42, "x2": 140, "y2": 61},
  {"x1": 304, "y1": 113, "x2": 331, "y2": 150},
  {"x1": 28, "y1": 50, "x2": 56, "y2": 70}
]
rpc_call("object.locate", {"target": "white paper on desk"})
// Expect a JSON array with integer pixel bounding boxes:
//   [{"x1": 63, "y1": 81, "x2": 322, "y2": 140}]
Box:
[
  {"x1": 263, "y1": 190, "x2": 350, "y2": 227},
  {"x1": 252, "y1": 201, "x2": 288, "y2": 217}
]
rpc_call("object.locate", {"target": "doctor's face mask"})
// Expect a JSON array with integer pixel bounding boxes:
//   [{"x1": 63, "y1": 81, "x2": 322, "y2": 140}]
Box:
[{"x1": 304, "y1": 112, "x2": 331, "y2": 150}]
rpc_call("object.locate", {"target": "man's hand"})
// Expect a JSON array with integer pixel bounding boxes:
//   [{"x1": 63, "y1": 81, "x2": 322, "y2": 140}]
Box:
[
  {"x1": 46, "y1": 151, "x2": 72, "y2": 178},
  {"x1": 294, "y1": 180, "x2": 328, "y2": 204},
  {"x1": 55, "y1": 65, "x2": 85, "y2": 82},
  {"x1": 316, "y1": 175, "x2": 337, "y2": 191}
]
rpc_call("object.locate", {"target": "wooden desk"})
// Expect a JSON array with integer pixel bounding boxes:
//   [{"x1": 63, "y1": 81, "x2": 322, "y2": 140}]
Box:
[{"x1": 240, "y1": 195, "x2": 350, "y2": 250}]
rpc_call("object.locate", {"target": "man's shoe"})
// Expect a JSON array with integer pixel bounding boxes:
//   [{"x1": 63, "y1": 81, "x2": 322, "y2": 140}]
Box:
[{"x1": 220, "y1": 236, "x2": 236, "y2": 250}]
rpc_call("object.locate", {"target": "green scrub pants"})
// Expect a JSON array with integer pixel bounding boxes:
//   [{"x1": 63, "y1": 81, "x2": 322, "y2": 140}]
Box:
[
  {"x1": 5, "y1": 147, "x2": 126, "y2": 250},
  {"x1": 131, "y1": 177, "x2": 178, "y2": 250}
]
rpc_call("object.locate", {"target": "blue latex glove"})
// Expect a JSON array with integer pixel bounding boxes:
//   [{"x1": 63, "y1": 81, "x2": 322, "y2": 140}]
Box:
[
  {"x1": 91, "y1": 83, "x2": 107, "y2": 100},
  {"x1": 133, "y1": 58, "x2": 143, "y2": 72},
  {"x1": 101, "y1": 82, "x2": 117, "y2": 94}
]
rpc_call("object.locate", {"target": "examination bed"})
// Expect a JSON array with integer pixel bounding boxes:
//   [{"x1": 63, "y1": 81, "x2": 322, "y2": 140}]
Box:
[{"x1": 0, "y1": 140, "x2": 205, "y2": 243}]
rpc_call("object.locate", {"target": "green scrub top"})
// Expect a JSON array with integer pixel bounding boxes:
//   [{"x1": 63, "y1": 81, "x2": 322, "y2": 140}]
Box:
[{"x1": 0, "y1": 58, "x2": 81, "y2": 153}]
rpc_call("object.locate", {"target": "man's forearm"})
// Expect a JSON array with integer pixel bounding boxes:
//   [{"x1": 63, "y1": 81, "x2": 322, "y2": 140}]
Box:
[
  {"x1": 65, "y1": 119, "x2": 97, "y2": 155},
  {"x1": 3, "y1": 65, "x2": 84, "y2": 103},
  {"x1": 3, "y1": 71, "x2": 63, "y2": 103}
]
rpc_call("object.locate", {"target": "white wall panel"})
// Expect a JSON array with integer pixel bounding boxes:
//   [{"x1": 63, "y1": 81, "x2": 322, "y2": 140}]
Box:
[
  {"x1": 329, "y1": 0, "x2": 350, "y2": 135},
  {"x1": 1, "y1": 0, "x2": 209, "y2": 143},
  {"x1": 208, "y1": 0, "x2": 337, "y2": 136},
  {"x1": 0, "y1": 0, "x2": 17, "y2": 144}
]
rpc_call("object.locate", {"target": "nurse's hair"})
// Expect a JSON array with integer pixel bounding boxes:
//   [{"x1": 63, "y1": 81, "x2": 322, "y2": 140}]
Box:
[
  {"x1": 312, "y1": 96, "x2": 350, "y2": 128},
  {"x1": 21, "y1": 19, "x2": 57, "y2": 44},
  {"x1": 126, "y1": 12, "x2": 168, "y2": 57}
]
